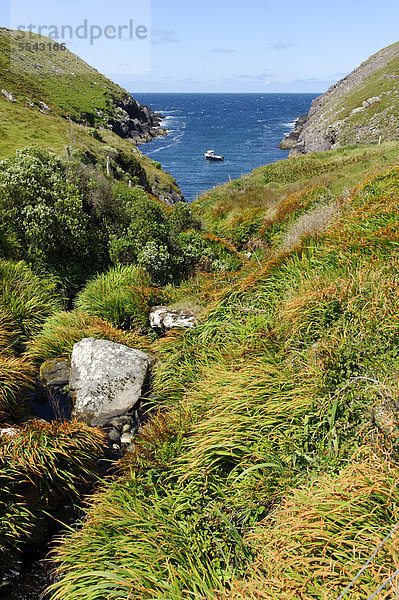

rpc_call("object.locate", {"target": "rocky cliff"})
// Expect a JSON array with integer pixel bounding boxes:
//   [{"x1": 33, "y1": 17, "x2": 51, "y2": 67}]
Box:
[{"x1": 281, "y1": 42, "x2": 399, "y2": 156}]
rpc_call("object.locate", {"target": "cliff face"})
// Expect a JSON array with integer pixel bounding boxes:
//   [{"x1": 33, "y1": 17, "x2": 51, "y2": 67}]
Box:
[
  {"x1": 281, "y1": 42, "x2": 399, "y2": 156},
  {"x1": 0, "y1": 28, "x2": 165, "y2": 144}
]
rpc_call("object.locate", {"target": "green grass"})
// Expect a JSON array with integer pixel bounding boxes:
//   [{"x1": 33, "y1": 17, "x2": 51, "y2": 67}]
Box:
[
  {"x1": 75, "y1": 264, "x2": 166, "y2": 330},
  {"x1": 0, "y1": 29, "x2": 128, "y2": 123},
  {"x1": 26, "y1": 310, "x2": 154, "y2": 363},
  {"x1": 194, "y1": 142, "x2": 399, "y2": 250},
  {"x1": 0, "y1": 259, "x2": 63, "y2": 346}
]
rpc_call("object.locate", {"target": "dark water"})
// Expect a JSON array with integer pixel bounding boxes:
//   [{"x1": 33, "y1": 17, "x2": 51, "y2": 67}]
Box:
[{"x1": 134, "y1": 93, "x2": 318, "y2": 201}]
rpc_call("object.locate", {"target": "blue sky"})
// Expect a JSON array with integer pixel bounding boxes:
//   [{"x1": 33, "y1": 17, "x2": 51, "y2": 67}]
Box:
[{"x1": 3, "y1": 0, "x2": 399, "y2": 93}]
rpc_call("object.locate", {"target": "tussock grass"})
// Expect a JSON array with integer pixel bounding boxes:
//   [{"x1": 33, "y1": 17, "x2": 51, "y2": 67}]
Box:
[
  {"x1": 75, "y1": 264, "x2": 165, "y2": 330},
  {"x1": 223, "y1": 453, "x2": 399, "y2": 600},
  {"x1": 26, "y1": 310, "x2": 153, "y2": 363},
  {"x1": 0, "y1": 420, "x2": 106, "y2": 559},
  {"x1": 0, "y1": 354, "x2": 35, "y2": 423},
  {"x1": 0, "y1": 259, "x2": 63, "y2": 346}
]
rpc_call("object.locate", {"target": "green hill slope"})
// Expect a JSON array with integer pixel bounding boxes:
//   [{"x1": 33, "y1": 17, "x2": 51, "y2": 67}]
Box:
[{"x1": 0, "y1": 28, "x2": 182, "y2": 203}]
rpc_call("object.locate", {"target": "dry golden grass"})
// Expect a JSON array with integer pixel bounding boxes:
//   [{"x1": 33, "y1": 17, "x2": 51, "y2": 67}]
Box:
[{"x1": 221, "y1": 452, "x2": 399, "y2": 600}]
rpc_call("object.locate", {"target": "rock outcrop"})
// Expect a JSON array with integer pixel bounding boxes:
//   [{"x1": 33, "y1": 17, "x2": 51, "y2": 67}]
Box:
[
  {"x1": 149, "y1": 306, "x2": 198, "y2": 334},
  {"x1": 280, "y1": 42, "x2": 399, "y2": 156},
  {"x1": 107, "y1": 97, "x2": 166, "y2": 144},
  {"x1": 70, "y1": 338, "x2": 152, "y2": 426}
]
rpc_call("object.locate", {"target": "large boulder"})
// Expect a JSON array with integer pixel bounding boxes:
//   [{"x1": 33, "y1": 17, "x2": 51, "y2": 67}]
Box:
[
  {"x1": 70, "y1": 338, "x2": 152, "y2": 426},
  {"x1": 149, "y1": 306, "x2": 198, "y2": 334}
]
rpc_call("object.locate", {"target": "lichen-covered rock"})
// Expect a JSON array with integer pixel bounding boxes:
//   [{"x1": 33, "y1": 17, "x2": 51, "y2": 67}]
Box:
[
  {"x1": 149, "y1": 306, "x2": 198, "y2": 334},
  {"x1": 70, "y1": 338, "x2": 152, "y2": 426},
  {"x1": 0, "y1": 427, "x2": 18, "y2": 439}
]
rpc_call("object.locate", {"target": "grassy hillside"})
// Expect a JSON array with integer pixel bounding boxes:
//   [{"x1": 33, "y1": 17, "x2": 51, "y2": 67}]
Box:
[
  {"x1": 1, "y1": 27, "x2": 131, "y2": 122},
  {"x1": 194, "y1": 141, "x2": 399, "y2": 253},
  {"x1": 45, "y1": 143, "x2": 399, "y2": 599}
]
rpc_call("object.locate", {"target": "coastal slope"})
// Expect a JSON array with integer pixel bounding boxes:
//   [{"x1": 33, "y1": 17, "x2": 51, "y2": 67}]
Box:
[
  {"x1": 281, "y1": 41, "x2": 399, "y2": 155},
  {"x1": 0, "y1": 28, "x2": 183, "y2": 203}
]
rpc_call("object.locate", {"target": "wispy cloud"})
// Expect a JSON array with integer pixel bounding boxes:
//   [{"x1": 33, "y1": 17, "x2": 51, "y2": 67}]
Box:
[
  {"x1": 151, "y1": 29, "x2": 180, "y2": 44},
  {"x1": 273, "y1": 41, "x2": 295, "y2": 50},
  {"x1": 213, "y1": 48, "x2": 236, "y2": 53},
  {"x1": 234, "y1": 72, "x2": 273, "y2": 81}
]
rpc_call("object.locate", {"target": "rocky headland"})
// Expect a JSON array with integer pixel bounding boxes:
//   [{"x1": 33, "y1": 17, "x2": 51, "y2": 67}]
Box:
[{"x1": 280, "y1": 41, "x2": 399, "y2": 155}]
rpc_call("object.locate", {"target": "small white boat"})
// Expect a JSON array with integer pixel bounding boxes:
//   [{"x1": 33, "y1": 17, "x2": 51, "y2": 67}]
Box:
[{"x1": 205, "y1": 149, "x2": 224, "y2": 161}]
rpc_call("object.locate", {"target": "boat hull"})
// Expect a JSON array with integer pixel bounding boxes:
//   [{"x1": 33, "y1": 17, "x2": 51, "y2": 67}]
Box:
[{"x1": 205, "y1": 155, "x2": 224, "y2": 161}]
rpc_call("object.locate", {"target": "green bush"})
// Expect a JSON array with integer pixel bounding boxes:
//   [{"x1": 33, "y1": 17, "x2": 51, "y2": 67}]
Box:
[
  {"x1": 137, "y1": 241, "x2": 173, "y2": 286},
  {"x1": 0, "y1": 147, "x2": 107, "y2": 291},
  {"x1": 75, "y1": 265, "x2": 164, "y2": 329}
]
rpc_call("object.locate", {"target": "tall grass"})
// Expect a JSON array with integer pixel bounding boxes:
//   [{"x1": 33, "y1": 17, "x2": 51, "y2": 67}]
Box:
[
  {"x1": 48, "y1": 154, "x2": 399, "y2": 600},
  {"x1": 26, "y1": 310, "x2": 153, "y2": 363},
  {"x1": 223, "y1": 453, "x2": 399, "y2": 600},
  {"x1": 75, "y1": 264, "x2": 166, "y2": 330},
  {"x1": 0, "y1": 420, "x2": 106, "y2": 564},
  {"x1": 0, "y1": 259, "x2": 63, "y2": 346},
  {"x1": 0, "y1": 354, "x2": 35, "y2": 423}
]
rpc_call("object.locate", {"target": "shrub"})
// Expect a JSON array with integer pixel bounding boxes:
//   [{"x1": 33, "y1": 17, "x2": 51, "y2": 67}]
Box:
[
  {"x1": 169, "y1": 203, "x2": 201, "y2": 236},
  {"x1": 137, "y1": 241, "x2": 173, "y2": 286},
  {"x1": 109, "y1": 187, "x2": 170, "y2": 265},
  {"x1": 0, "y1": 147, "x2": 107, "y2": 291},
  {"x1": 75, "y1": 265, "x2": 164, "y2": 329}
]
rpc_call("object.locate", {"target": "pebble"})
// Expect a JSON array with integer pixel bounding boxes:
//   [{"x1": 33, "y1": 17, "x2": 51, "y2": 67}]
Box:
[
  {"x1": 122, "y1": 424, "x2": 131, "y2": 433},
  {"x1": 120, "y1": 432, "x2": 134, "y2": 445},
  {"x1": 108, "y1": 428, "x2": 121, "y2": 443}
]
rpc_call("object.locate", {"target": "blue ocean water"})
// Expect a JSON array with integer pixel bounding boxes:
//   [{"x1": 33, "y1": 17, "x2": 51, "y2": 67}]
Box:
[{"x1": 134, "y1": 93, "x2": 318, "y2": 202}]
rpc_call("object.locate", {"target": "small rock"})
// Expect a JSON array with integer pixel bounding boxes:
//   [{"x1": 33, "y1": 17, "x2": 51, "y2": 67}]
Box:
[
  {"x1": 1, "y1": 89, "x2": 16, "y2": 102},
  {"x1": 149, "y1": 306, "x2": 198, "y2": 334},
  {"x1": 40, "y1": 358, "x2": 71, "y2": 387},
  {"x1": 108, "y1": 428, "x2": 121, "y2": 443},
  {"x1": 351, "y1": 106, "x2": 365, "y2": 115},
  {"x1": 120, "y1": 432, "x2": 134, "y2": 445},
  {"x1": 39, "y1": 101, "x2": 51, "y2": 113},
  {"x1": 112, "y1": 444, "x2": 121, "y2": 451},
  {"x1": 122, "y1": 423, "x2": 131, "y2": 433},
  {"x1": 373, "y1": 399, "x2": 399, "y2": 439},
  {"x1": 0, "y1": 427, "x2": 19, "y2": 439}
]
